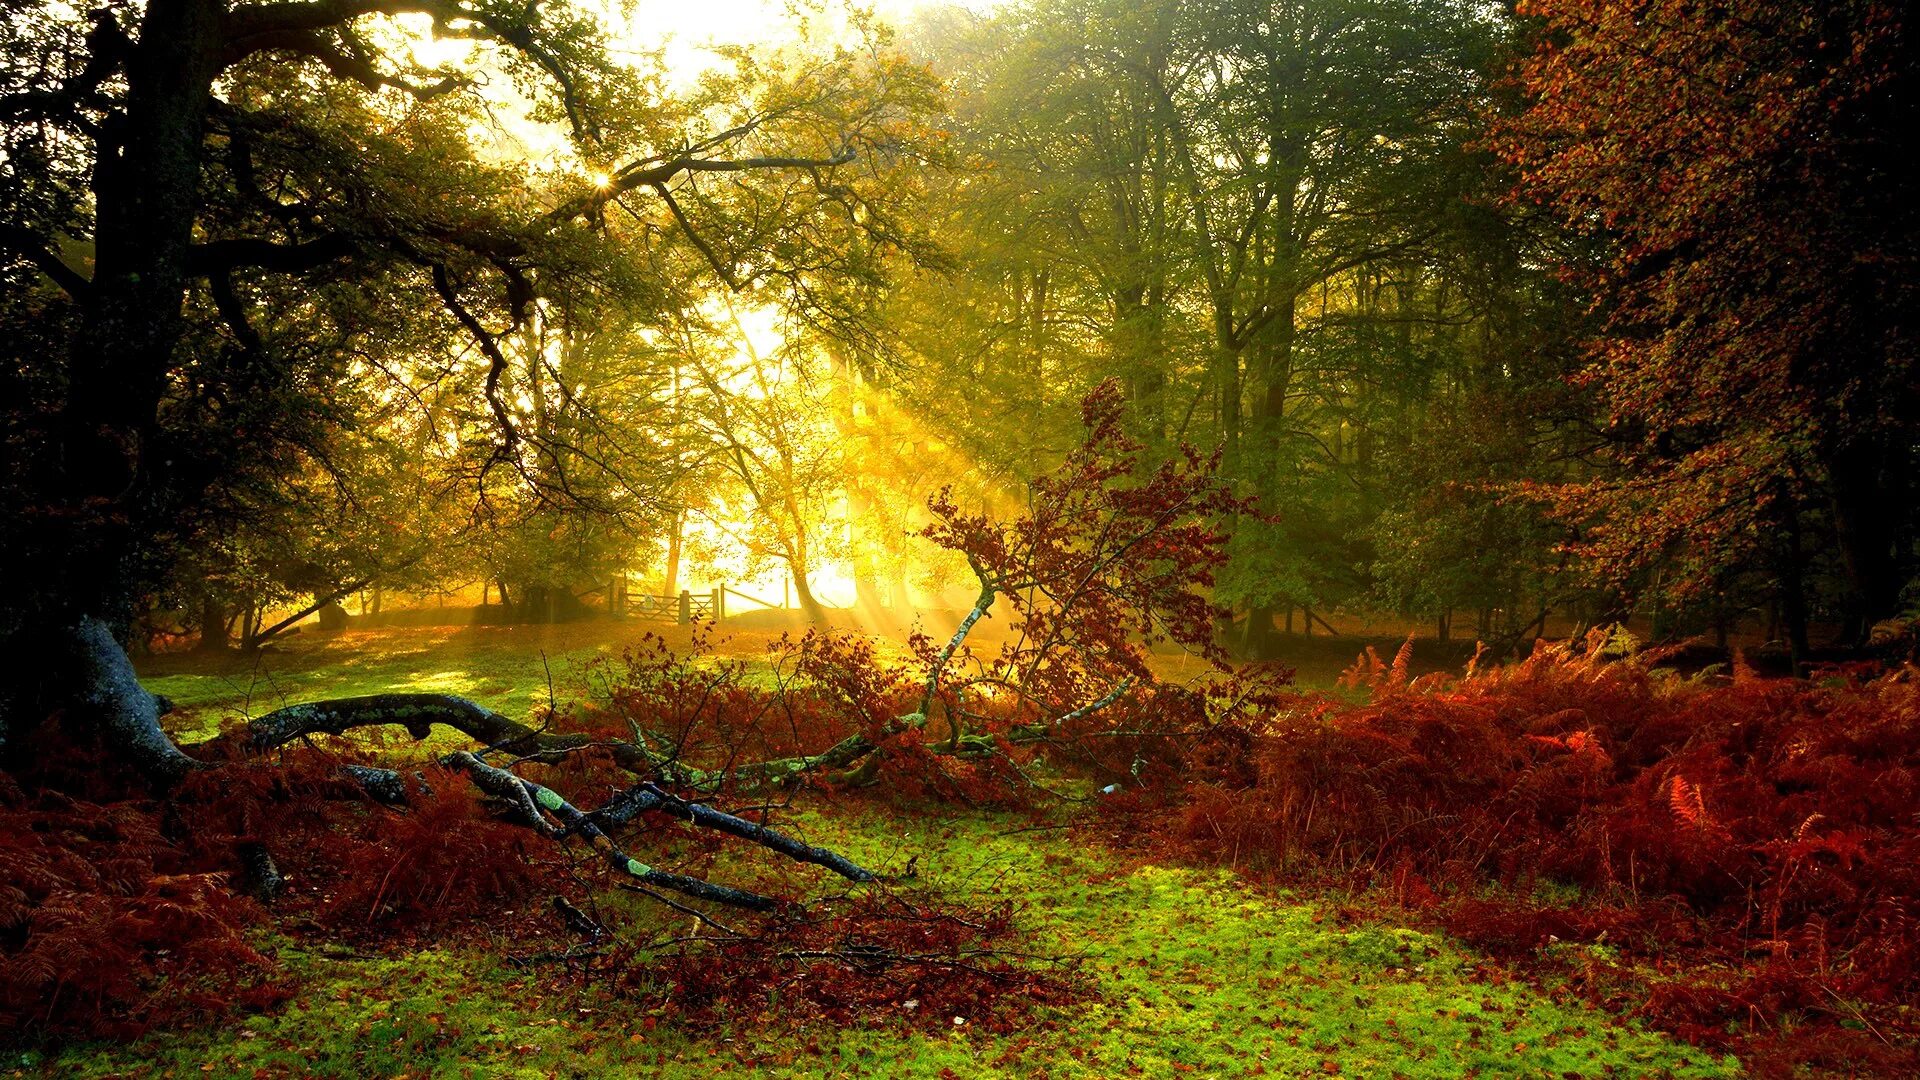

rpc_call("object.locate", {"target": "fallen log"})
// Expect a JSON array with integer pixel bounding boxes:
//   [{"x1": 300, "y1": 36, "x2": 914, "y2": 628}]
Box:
[{"x1": 242, "y1": 695, "x2": 882, "y2": 912}]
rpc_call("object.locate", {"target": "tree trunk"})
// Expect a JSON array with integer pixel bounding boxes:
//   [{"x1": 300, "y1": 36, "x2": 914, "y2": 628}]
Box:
[
  {"x1": 1240, "y1": 606, "x2": 1277, "y2": 657},
  {"x1": 1827, "y1": 438, "x2": 1906, "y2": 643},
  {"x1": 4, "y1": 2, "x2": 223, "y2": 772},
  {"x1": 664, "y1": 510, "x2": 683, "y2": 598},
  {"x1": 4, "y1": 615, "x2": 204, "y2": 786},
  {"x1": 1214, "y1": 342, "x2": 1242, "y2": 474},
  {"x1": 1116, "y1": 284, "x2": 1168, "y2": 447},
  {"x1": 1777, "y1": 503, "x2": 1812, "y2": 675},
  {"x1": 790, "y1": 569, "x2": 828, "y2": 625},
  {"x1": 195, "y1": 594, "x2": 230, "y2": 653}
]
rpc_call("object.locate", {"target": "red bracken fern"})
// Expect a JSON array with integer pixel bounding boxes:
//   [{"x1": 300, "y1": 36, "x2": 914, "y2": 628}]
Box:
[{"x1": 1123, "y1": 638, "x2": 1920, "y2": 1074}]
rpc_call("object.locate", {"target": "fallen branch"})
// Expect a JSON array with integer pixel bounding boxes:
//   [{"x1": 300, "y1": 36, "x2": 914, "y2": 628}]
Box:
[
  {"x1": 445, "y1": 751, "x2": 781, "y2": 911},
  {"x1": 592, "y1": 782, "x2": 875, "y2": 882},
  {"x1": 245, "y1": 695, "x2": 883, "y2": 911}
]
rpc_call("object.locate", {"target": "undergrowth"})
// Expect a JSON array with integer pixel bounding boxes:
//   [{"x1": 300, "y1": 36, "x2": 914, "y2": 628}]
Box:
[
  {"x1": 1116, "y1": 632, "x2": 1920, "y2": 1076},
  {"x1": 43, "y1": 806, "x2": 1731, "y2": 1079}
]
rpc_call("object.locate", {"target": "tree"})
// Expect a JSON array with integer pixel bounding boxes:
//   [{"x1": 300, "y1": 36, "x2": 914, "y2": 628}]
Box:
[
  {"x1": 0, "y1": 1, "x2": 938, "y2": 776},
  {"x1": 675, "y1": 303, "x2": 851, "y2": 623},
  {"x1": 1499, "y1": 0, "x2": 1920, "y2": 643},
  {"x1": 891, "y1": 0, "x2": 1511, "y2": 654}
]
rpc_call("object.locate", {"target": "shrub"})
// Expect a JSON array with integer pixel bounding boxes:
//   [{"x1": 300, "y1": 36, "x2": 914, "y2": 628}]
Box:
[{"x1": 1128, "y1": 634, "x2": 1920, "y2": 1073}]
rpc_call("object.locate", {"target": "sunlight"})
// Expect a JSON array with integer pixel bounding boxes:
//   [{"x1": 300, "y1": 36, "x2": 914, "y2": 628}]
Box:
[
  {"x1": 23, "y1": 0, "x2": 1909, "y2": 1068},
  {"x1": 615, "y1": 0, "x2": 1005, "y2": 89},
  {"x1": 719, "y1": 301, "x2": 787, "y2": 370}
]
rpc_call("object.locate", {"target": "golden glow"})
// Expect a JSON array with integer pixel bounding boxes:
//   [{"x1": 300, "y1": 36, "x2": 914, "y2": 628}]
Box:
[
  {"x1": 655, "y1": 301, "x2": 995, "y2": 618},
  {"x1": 359, "y1": 0, "x2": 1005, "y2": 621}
]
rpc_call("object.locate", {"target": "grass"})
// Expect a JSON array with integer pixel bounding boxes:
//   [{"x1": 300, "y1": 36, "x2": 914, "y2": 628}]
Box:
[
  {"x1": 59, "y1": 622, "x2": 1741, "y2": 1078},
  {"x1": 139, "y1": 621, "x2": 778, "y2": 743}
]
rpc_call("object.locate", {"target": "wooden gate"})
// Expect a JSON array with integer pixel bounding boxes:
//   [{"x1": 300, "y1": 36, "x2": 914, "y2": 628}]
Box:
[{"x1": 612, "y1": 585, "x2": 722, "y2": 624}]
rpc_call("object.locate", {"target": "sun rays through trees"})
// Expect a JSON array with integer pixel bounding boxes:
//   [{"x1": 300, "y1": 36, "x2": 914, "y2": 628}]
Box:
[{"x1": 3, "y1": 0, "x2": 1918, "y2": 1074}]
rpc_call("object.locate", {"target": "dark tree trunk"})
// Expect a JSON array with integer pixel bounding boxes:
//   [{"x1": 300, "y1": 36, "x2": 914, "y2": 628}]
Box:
[
  {"x1": 196, "y1": 594, "x2": 230, "y2": 653},
  {"x1": 1827, "y1": 438, "x2": 1908, "y2": 644},
  {"x1": 1241, "y1": 606, "x2": 1278, "y2": 657},
  {"x1": 56, "y1": 1, "x2": 221, "y2": 592},
  {"x1": 1778, "y1": 505, "x2": 1812, "y2": 675},
  {"x1": 6, "y1": 2, "x2": 225, "y2": 774},
  {"x1": 45, "y1": 616, "x2": 201, "y2": 785}
]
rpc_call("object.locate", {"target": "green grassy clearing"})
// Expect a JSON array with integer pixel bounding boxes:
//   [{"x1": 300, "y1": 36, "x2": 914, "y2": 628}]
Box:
[
  {"x1": 55, "y1": 624, "x2": 1739, "y2": 1078},
  {"x1": 140, "y1": 622, "x2": 768, "y2": 743}
]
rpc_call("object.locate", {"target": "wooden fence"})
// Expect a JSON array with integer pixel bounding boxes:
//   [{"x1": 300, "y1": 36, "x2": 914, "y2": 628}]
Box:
[
  {"x1": 610, "y1": 582, "x2": 723, "y2": 624},
  {"x1": 608, "y1": 579, "x2": 807, "y2": 624}
]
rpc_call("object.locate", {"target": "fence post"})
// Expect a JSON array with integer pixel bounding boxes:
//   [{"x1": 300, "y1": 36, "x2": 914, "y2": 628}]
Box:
[
  {"x1": 678, "y1": 590, "x2": 692, "y2": 625},
  {"x1": 710, "y1": 588, "x2": 721, "y2": 623}
]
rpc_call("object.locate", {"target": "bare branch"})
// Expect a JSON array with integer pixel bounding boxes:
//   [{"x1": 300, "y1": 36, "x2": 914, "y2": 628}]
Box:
[{"x1": 446, "y1": 751, "x2": 783, "y2": 911}]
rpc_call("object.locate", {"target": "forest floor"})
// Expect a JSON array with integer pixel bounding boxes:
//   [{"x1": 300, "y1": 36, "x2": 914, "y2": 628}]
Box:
[{"x1": 41, "y1": 622, "x2": 1736, "y2": 1078}]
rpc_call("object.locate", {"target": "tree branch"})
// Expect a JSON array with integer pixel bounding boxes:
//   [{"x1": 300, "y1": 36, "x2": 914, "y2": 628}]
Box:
[
  {"x1": 246, "y1": 575, "x2": 377, "y2": 647},
  {"x1": 236, "y1": 27, "x2": 463, "y2": 98},
  {"x1": 592, "y1": 782, "x2": 875, "y2": 882},
  {"x1": 430, "y1": 262, "x2": 519, "y2": 455},
  {"x1": 187, "y1": 234, "x2": 358, "y2": 275},
  {"x1": 444, "y1": 751, "x2": 782, "y2": 910},
  {"x1": 920, "y1": 556, "x2": 997, "y2": 716},
  {"x1": 0, "y1": 227, "x2": 92, "y2": 299},
  {"x1": 548, "y1": 148, "x2": 857, "y2": 225}
]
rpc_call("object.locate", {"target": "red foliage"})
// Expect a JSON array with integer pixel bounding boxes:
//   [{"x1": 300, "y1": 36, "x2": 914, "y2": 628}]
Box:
[
  {"x1": 1125, "y1": 636, "x2": 1920, "y2": 1072},
  {"x1": 1496, "y1": 0, "x2": 1918, "y2": 609},
  {"x1": 0, "y1": 726, "x2": 554, "y2": 1043},
  {"x1": 919, "y1": 381, "x2": 1248, "y2": 698},
  {"x1": 309, "y1": 768, "x2": 546, "y2": 931},
  {"x1": 610, "y1": 890, "x2": 1079, "y2": 1032},
  {"x1": 0, "y1": 774, "x2": 275, "y2": 1041}
]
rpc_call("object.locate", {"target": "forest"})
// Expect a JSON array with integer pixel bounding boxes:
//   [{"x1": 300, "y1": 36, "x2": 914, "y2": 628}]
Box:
[{"x1": 1, "y1": 0, "x2": 1915, "y2": 1076}]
